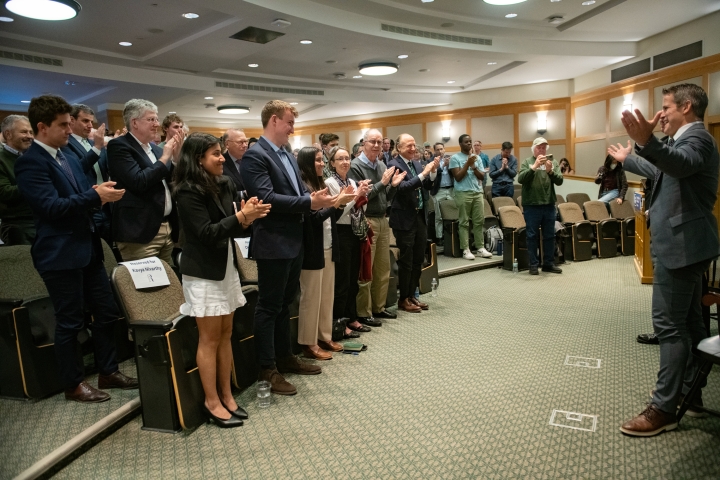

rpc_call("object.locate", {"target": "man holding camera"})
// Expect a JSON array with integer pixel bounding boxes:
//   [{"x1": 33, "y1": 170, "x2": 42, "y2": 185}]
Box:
[{"x1": 517, "y1": 137, "x2": 563, "y2": 275}]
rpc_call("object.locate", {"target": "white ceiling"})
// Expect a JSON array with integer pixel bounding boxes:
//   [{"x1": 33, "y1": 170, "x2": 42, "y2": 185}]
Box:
[{"x1": 0, "y1": 0, "x2": 717, "y2": 128}]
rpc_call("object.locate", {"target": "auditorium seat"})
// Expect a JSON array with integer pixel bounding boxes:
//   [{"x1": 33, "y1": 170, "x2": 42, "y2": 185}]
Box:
[
  {"x1": 512, "y1": 186, "x2": 522, "y2": 205},
  {"x1": 497, "y1": 206, "x2": 528, "y2": 272},
  {"x1": 566, "y1": 193, "x2": 591, "y2": 212},
  {"x1": 557, "y1": 203, "x2": 594, "y2": 261},
  {"x1": 419, "y1": 242, "x2": 439, "y2": 294},
  {"x1": 492, "y1": 196, "x2": 516, "y2": 217},
  {"x1": 483, "y1": 198, "x2": 499, "y2": 230},
  {"x1": 516, "y1": 195, "x2": 523, "y2": 213},
  {"x1": 609, "y1": 200, "x2": 636, "y2": 256},
  {"x1": 556, "y1": 194, "x2": 566, "y2": 205},
  {"x1": 439, "y1": 199, "x2": 461, "y2": 257},
  {"x1": 583, "y1": 201, "x2": 620, "y2": 258}
]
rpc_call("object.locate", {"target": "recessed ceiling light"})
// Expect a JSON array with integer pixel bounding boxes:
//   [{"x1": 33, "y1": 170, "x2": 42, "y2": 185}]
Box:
[
  {"x1": 21, "y1": 100, "x2": 30, "y2": 103},
  {"x1": 204, "y1": 96, "x2": 214, "y2": 100},
  {"x1": 421, "y1": 0, "x2": 434, "y2": 3},
  {"x1": 397, "y1": 54, "x2": 409, "y2": 59},
  {"x1": 300, "y1": 39, "x2": 313, "y2": 44},
  {"x1": 447, "y1": 80, "x2": 456, "y2": 84},
  {"x1": 119, "y1": 41, "x2": 132, "y2": 46},
  {"x1": 505, "y1": 13, "x2": 518, "y2": 18},
  {"x1": 353, "y1": 75, "x2": 362, "y2": 79},
  {"x1": 5, "y1": 0, "x2": 81, "y2": 20},
  {"x1": 358, "y1": 62, "x2": 398, "y2": 76},
  {"x1": 182, "y1": 13, "x2": 199, "y2": 19},
  {"x1": 289, "y1": 102, "x2": 298, "y2": 105},
  {"x1": 483, "y1": 0, "x2": 526, "y2": 4},
  {"x1": 169, "y1": 111, "x2": 176, "y2": 114},
  {"x1": 582, "y1": 0, "x2": 595, "y2": 4},
  {"x1": 248, "y1": 63, "x2": 259, "y2": 68},
  {"x1": 0, "y1": 16, "x2": 14, "y2": 22},
  {"x1": 217, "y1": 105, "x2": 250, "y2": 115},
  {"x1": 487, "y1": 62, "x2": 497, "y2": 65},
  {"x1": 551, "y1": 0, "x2": 561, "y2": 2}
]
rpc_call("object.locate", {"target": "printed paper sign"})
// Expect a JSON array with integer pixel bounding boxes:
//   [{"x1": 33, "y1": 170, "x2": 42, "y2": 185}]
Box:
[
  {"x1": 119, "y1": 256, "x2": 170, "y2": 289},
  {"x1": 234, "y1": 237, "x2": 250, "y2": 259}
]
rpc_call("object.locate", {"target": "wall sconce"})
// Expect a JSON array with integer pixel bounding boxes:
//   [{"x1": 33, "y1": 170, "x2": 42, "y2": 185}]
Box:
[
  {"x1": 536, "y1": 117, "x2": 547, "y2": 135},
  {"x1": 441, "y1": 122, "x2": 451, "y2": 142}
]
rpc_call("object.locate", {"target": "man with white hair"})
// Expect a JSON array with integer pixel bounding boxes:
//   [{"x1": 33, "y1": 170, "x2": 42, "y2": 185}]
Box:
[
  {"x1": 348, "y1": 128, "x2": 405, "y2": 326},
  {"x1": 107, "y1": 99, "x2": 182, "y2": 264},
  {"x1": 0, "y1": 114, "x2": 35, "y2": 244},
  {"x1": 517, "y1": 137, "x2": 563, "y2": 275},
  {"x1": 222, "y1": 128, "x2": 249, "y2": 200}
]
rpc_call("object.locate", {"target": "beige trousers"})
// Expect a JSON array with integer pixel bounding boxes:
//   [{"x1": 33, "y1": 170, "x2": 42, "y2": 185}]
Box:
[
  {"x1": 298, "y1": 249, "x2": 335, "y2": 345},
  {"x1": 356, "y1": 216, "x2": 390, "y2": 317},
  {"x1": 117, "y1": 221, "x2": 175, "y2": 266}
]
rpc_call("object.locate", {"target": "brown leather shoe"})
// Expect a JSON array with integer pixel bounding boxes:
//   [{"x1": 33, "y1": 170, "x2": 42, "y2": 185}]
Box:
[
  {"x1": 620, "y1": 404, "x2": 678, "y2": 437},
  {"x1": 398, "y1": 298, "x2": 421, "y2": 313},
  {"x1": 301, "y1": 345, "x2": 333, "y2": 360},
  {"x1": 65, "y1": 381, "x2": 111, "y2": 403},
  {"x1": 98, "y1": 371, "x2": 139, "y2": 390},
  {"x1": 277, "y1": 355, "x2": 322, "y2": 375},
  {"x1": 258, "y1": 368, "x2": 297, "y2": 396},
  {"x1": 410, "y1": 297, "x2": 429, "y2": 310},
  {"x1": 318, "y1": 340, "x2": 344, "y2": 352}
]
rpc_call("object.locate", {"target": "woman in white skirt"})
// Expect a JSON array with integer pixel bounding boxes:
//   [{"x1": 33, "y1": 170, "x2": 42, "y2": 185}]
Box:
[{"x1": 174, "y1": 133, "x2": 270, "y2": 428}]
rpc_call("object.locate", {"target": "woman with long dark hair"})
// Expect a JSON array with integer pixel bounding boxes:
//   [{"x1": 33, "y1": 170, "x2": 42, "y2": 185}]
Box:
[
  {"x1": 595, "y1": 154, "x2": 628, "y2": 204},
  {"x1": 174, "y1": 133, "x2": 270, "y2": 428},
  {"x1": 296, "y1": 147, "x2": 355, "y2": 359}
]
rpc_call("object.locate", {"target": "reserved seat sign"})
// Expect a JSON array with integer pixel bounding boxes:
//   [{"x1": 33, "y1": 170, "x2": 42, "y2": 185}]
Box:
[{"x1": 119, "y1": 256, "x2": 171, "y2": 289}]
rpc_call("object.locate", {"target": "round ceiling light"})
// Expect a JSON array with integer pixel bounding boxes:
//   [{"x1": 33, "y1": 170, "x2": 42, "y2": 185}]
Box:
[
  {"x1": 447, "y1": 80, "x2": 456, "y2": 84},
  {"x1": 248, "y1": 63, "x2": 259, "y2": 68},
  {"x1": 5, "y1": 0, "x2": 81, "y2": 20},
  {"x1": 505, "y1": 13, "x2": 518, "y2": 18},
  {"x1": 397, "y1": 54, "x2": 409, "y2": 59},
  {"x1": 358, "y1": 62, "x2": 398, "y2": 76},
  {"x1": 119, "y1": 41, "x2": 132, "y2": 46},
  {"x1": 483, "y1": 0, "x2": 526, "y2": 5},
  {"x1": 217, "y1": 105, "x2": 250, "y2": 115},
  {"x1": 182, "y1": 13, "x2": 199, "y2": 19},
  {"x1": 353, "y1": 75, "x2": 362, "y2": 79},
  {"x1": 300, "y1": 39, "x2": 312, "y2": 44},
  {"x1": 204, "y1": 96, "x2": 214, "y2": 100}
]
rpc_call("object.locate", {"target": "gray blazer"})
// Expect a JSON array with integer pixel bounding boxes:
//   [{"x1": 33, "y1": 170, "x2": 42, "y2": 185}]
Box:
[{"x1": 623, "y1": 123, "x2": 719, "y2": 269}]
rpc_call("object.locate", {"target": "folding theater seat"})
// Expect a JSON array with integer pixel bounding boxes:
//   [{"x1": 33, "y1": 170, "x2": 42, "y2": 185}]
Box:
[
  {"x1": 583, "y1": 201, "x2": 620, "y2": 258},
  {"x1": 609, "y1": 200, "x2": 636, "y2": 256},
  {"x1": 557, "y1": 203, "x2": 594, "y2": 261},
  {"x1": 497, "y1": 205, "x2": 529, "y2": 272}
]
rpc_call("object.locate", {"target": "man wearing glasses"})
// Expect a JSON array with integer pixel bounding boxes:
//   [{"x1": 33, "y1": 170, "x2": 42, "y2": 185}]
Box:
[
  {"x1": 107, "y1": 99, "x2": 182, "y2": 265},
  {"x1": 223, "y1": 128, "x2": 249, "y2": 200}
]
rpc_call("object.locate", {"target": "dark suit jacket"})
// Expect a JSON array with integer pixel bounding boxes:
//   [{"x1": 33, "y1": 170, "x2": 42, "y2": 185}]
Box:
[
  {"x1": 240, "y1": 136, "x2": 312, "y2": 260},
  {"x1": 624, "y1": 123, "x2": 719, "y2": 269},
  {"x1": 222, "y1": 151, "x2": 246, "y2": 199},
  {"x1": 387, "y1": 155, "x2": 439, "y2": 231},
  {"x1": 62, "y1": 135, "x2": 103, "y2": 187},
  {"x1": 14, "y1": 141, "x2": 101, "y2": 272},
  {"x1": 175, "y1": 177, "x2": 248, "y2": 281},
  {"x1": 107, "y1": 133, "x2": 177, "y2": 244},
  {"x1": 302, "y1": 206, "x2": 341, "y2": 270}
]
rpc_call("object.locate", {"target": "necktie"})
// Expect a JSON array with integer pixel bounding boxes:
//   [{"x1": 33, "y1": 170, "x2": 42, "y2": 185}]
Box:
[
  {"x1": 235, "y1": 159, "x2": 241, "y2": 173},
  {"x1": 408, "y1": 161, "x2": 423, "y2": 210},
  {"x1": 81, "y1": 138, "x2": 91, "y2": 150},
  {"x1": 278, "y1": 149, "x2": 301, "y2": 195},
  {"x1": 56, "y1": 150, "x2": 78, "y2": 190}
]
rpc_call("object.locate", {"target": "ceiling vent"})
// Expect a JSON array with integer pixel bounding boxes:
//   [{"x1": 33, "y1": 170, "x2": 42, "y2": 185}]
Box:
[
  {"x1": 333, "y1": 73, "x2": 346, "y2": 80},
  {"x1": 547, "y1": 16, "x2": 564, "y2": 25},
  {"x1": 215, "y1": 81, "x2": 324, "y2": 96},
  {"x1": 229, "y1": 27, "x2": 285, "y2": 44},
  {"x1": 1, "y1": 49, "x2": 63, "y2": 67},
  {"x1": 381, "y1": 23, "x2": 491, "y2": 46}
]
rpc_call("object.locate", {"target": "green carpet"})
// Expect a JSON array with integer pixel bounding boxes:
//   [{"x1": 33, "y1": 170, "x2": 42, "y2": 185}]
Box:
[{"x1": 7, "y1": 256, "x2": 720, "y2": 479}]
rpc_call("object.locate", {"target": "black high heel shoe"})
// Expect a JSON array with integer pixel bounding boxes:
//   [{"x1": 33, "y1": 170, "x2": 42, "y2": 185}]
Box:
[
  {"x1": 201, "y1": 404, "x2": 244, "y2": 428},
  {"x1": 219, "y1": 398, "x2": 249, "y2": 420}
]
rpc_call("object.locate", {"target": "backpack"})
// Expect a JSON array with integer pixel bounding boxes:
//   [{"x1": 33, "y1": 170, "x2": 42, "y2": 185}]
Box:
[{"x1": 485, "y1": 226, "x2": 504, "y2": 254}]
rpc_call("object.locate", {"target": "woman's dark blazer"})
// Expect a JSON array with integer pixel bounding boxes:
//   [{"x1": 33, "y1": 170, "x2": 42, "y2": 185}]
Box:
[
  {"x1": 175, "y1": 176, "x2": 248, "y2": 281},
  {"x1": 301, "y1": 206, "x2": 341, "y2": 270}
]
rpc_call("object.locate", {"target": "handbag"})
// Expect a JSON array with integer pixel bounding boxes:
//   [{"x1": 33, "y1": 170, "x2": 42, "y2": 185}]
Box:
[
  {"x1": 350, "y1": 195, "x2": 370, "y2": 240},
  {"x1": 331, "y1": 317, "x2": 348, "y2": 342}
]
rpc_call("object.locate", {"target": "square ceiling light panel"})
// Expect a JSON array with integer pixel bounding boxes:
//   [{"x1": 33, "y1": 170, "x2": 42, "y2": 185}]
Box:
[{"x1": 230, "y1": 27, "x2": 285, "y2": 44}]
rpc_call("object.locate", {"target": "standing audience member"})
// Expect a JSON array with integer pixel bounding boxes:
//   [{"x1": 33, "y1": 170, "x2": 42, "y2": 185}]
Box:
[
  {"x1": 517, "y1": 137, "x2": 563, "y2": 275},
  {"x1": 0, "y1": 115, "x2": 35, "y2": 244},
  {"x1": 559, "y1": 158, "x2": 575, "y2": 175},
  {"x1": 381, "y1": 137, "x2": 392, "y2": 164},
  {"x1": 319, "y1": 133, "x2": 340, "y2": 179},
  {"x1": 609, "y1": 84, "x2": 719, "y2": 437},
  {"x1": 472, "y1": 140, "x2": 490, "y2": 189},
  {"x1": 325, "y1": 146, "x2": 371, "y2": 336},
  {"x1": 158, "y1": 114, "x2": 183, "y2": 149},
  {"x1": 107, "y1": 99, "x2": 182, "y2": 264},
  {"x1": 430, "y1": 142, "x2": 453, "y2": 245},
  {"x1": 595, "y1": 154, "x2": 628, "y2": 204},
  {"x1": 240, "y1": 100, "x2": 337, "y2": 395},
  {"x1": 174, "y1": 132, "x2": 270, "y2": 428},
  {"x1": 450, "y1": 134, "x2": 493, "y2": 261},
  {"x1": 15, "y1": 94, "x2": 137, "y2": 403},
  {"x1": 489, "y1": 141, "x2": 518, "y2": 198},
  {"x1": 296, "y1": 147, "x2": 355, "y2": 359},
  {"x1": 388, "y1": 134, "x2": 439, "y2": 313},
  {"x1": 222, "y1": 128, "x2": 249, "y2": 200},
  {"x1": 247, "y1": 137, "x2": 258, "y2": 149},
  {"x1": 348, "y1": 128, "x2": 405, "y2": 326}
]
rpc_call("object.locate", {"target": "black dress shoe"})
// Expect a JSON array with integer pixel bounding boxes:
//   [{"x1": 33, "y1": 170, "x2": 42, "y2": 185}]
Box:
[
  {"x1": 373, "y1": 310, "x2": 397, "y2": 319},
  {"x1": 201, "y1": 404, "x2": 244, "y2": 428},
  {"x1": 529, "y1": 266, "x2": 539, "y2": 275},
  {"x1": 637, "y1": 332, "x2": 659, "y2": 345},
  {"x1": 358, "y1": 316, "x2": 382, "y2": 327},
  {"x1": 98, "y1": 371, "x2": 139, "y2": 390},
  {"x1": 220, "y1": 399, "x2": 249, "y2": 420},
  {"x1": 541, "y1": 265, "x2": 562, "y2": 274}
]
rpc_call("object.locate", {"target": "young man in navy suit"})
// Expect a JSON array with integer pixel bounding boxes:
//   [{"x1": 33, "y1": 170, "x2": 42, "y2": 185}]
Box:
[
  {"x1": 240, "y1": 100, "x2": 337, "y2": 395},
  {"x1": 15, "y1": 95, "x2": 138, "y2": 403},
  {"x1": 388, "y1": 134, "x2": 439, "y2": 313}
]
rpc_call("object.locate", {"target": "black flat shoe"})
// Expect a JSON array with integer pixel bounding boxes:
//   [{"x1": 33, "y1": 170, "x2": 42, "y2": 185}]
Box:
[
  {"x1": 637, "y1": 332, "x2": 659, "y2": 345},
  {"x1": 343, "y1": 331, "x2": 361, "y2": 339},
  {"x1": 358, "y1": 316, "x2": 382, "y2": 327},
  {"x1": 202, "y1": 404, "x2": 244, "y2": 428},
  {"x1": 373, "y1": 310, "x2": 397, "y2": 319},
  {"x1": 219, "y1": 399, "x2": 249, "y2": 420},
  {"x1": 347, "y1": 323, "x2": 371, "y2": 332}
]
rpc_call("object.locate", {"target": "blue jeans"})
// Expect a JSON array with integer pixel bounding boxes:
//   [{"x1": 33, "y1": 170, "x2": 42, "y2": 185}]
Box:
[
  {"x1": 599, "y1": 189, "x2": 619, "y2": 203},
  {"x1": 523, "y1": 204, "x2": 556, "y2": 268}
]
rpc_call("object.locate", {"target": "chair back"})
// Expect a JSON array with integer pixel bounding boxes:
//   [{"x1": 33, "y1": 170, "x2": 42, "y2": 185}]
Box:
[
  {"x1": 583, "y1": 201, "x2": 611, "y2": 221},
  {"x1": 111, "y1": 260, "x2": 184, "y2": 323},
  {"x1": 101, "y1": 239, "x2": 118, "y2": 277},
  {"x1": 0, "y1": 246, "x2": 47, "y2": 300},
  {"x1": 609, "y1": 200, "x2": 635, "y2": 219},
  {"x1": 556, "y1": 194, "x2": 566, "y2": 205},
  {"x1": 512, "y1": 187, "x2": 522, "y2": 203},
  {"x1": 439, "y1": 199, "x2": 459, "y2": 221},
  {"x1": 497, "y1": 206, "x2": 526, "y2": 229},
  {"x1": 492, "y1": 196, "x2": 516, "y2": 215},
  {"x1": 566, "y1": 193, "x2": 591, "y2": 210},
  {"x1": 558, "y1": 202, "x2": 586, "y2": 224},
  {"x1": 516, "y1": 196, "x2": 523, "y2": 213},
  {"x1": 483, "y1": 198, "x2": 494, "y2": 218}
]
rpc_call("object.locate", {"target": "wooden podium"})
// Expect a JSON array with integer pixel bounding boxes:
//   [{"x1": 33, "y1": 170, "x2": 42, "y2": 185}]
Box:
[{"x1": 634, "y1": 210, "x2": 653, "y2": 284}]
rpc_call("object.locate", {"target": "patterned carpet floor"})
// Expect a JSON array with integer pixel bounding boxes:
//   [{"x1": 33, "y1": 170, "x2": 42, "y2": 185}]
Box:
[{"x1": 4, "y1": 255, "x2": 720, "y2": 479}]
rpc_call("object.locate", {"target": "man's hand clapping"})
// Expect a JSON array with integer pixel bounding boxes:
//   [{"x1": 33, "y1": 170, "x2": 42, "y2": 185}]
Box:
[
  {"x1": 355, "y1": 180, "x2": 371, "y2": 200},
  {"x1": 391, "y1": 169, "x2": 406, "y2": 187},
  {"x1": 93, "y1": 181, "x2": 125, "y2": 205},
  {"x1": 381, "y1": 166, "x2": 396, "y2": 186},
  {"x1": 92, "y1": 123, "x2": 107, "y2": 147},
  {"x1": 608, "y1": 140, "x2": 633, "y2": 164}
]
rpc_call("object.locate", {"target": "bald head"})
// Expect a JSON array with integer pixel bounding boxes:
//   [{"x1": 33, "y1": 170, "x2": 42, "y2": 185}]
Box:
[{"x1": 396, "y1": 133, "x2": 417, "y2": 160}]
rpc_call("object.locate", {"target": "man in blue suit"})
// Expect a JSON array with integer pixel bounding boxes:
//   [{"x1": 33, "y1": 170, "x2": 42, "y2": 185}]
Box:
[
  {"x1": 609, "y1": 84, "x2": 719, "y2": 436},
  {"x1": 240, "y1": 100, "x2": 337, "y2": 396},
  {"x1": 388, "y1": 134, "x2": 439, "y2": 313},
  {"x1": 15, "y1": 95, "x2": 138, "y2": 403}
]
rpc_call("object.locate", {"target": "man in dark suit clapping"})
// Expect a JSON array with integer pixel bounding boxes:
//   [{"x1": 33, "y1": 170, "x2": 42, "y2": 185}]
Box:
[
  {"x1": 222, "y1": 128, "x2": 249, "y2": 200},
  {"x1": 609, "y1": 84, "x2": 719, "y2": 437},
  {"x1": 241, "y1": 100, "x2": 337, "y2": 396},
  {"x1": 15, "y1": 95, "x2": 138, "y2": 403}
]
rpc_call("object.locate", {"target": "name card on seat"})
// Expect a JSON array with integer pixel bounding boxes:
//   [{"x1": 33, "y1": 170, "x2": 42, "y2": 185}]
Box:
[
  {"x1": 234, "y1": 237, "x2": 250, "y2": 259},
  {"x1": 119, "y1": 256, "x2": 170, "y2": 289}
]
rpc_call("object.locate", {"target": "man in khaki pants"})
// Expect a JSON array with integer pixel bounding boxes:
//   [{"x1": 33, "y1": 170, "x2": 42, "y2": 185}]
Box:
[{"x1": 348, "y1": 129, "x2": 405, "y2": 327}]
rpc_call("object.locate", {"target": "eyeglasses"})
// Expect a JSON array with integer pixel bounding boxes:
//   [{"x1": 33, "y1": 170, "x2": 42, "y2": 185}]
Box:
[
  {"x1": 228, "y1": 140, "x2": 249, "y2": 145},
  {"x1": 139, "y1": 117, "x2": 159, "y2": 124},
  {"x1": 365, "y1": 140, "x2": 382, "y2": 145}
]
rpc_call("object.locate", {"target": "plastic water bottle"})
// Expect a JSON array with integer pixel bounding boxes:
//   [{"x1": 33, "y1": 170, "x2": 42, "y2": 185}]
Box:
[
  {"x1": 513, "y1": 259, "x2": 519, "y2": 273},
  {"x1": 497, "y1": 239, "x2": 503, "y2": 256},
  {"x1": 414, "y1": 287, "x2": 420, "y2": 299},
  {"x1": 431, "y1": 278, "x2": 438, "y2": 297}
]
